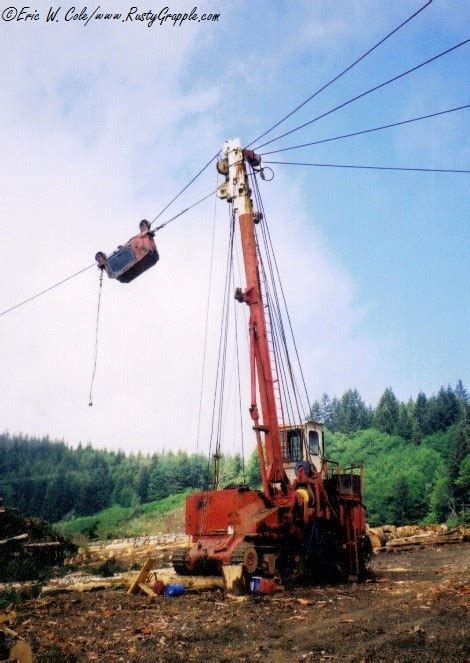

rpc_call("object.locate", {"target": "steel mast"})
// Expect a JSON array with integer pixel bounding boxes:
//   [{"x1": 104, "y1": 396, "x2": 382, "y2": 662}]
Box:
[{"x1": 217, "y1": 139, "x2": 287, "y2": 496}]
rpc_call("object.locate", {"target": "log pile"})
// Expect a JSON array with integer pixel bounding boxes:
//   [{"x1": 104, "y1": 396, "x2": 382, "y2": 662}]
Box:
[
  {"x1": 68, "y1": 533, "x2": 189, "y2": 571},
  {"x1": 368, "y1": 524, "x2": 469, "y2": 552},
  {"x1": 0, "y1": 503, "x2": 76, "y2": 581}
]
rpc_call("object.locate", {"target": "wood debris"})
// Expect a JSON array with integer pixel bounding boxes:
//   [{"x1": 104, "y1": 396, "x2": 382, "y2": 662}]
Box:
[{"x1": 368, "y1": 524, "x2": 469, "y2": 551}]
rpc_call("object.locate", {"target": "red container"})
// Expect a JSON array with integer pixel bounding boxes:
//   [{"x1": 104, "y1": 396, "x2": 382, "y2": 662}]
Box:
[
  {"x1": 151, "y1": 581, "x2": 165, "y2": 595},
  {"x1": 251, "y1": 577, "x2": 276, "y2": 594},
  {"x1": 258, "y1": 578, "x2": 276, "y2": 594}
]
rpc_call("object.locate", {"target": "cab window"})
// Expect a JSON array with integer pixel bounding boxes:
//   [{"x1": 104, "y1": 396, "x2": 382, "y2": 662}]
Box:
[
  {"x1": 286, "y1": 430, "x2": 302, "y2": 461},
  {"x1": 309, "y1": 430, "x2": 320, "y2": 455}
]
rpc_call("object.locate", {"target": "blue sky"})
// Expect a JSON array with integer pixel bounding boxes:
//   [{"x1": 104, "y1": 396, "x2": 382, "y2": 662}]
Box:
[{"x1": 0, "y1": 0, "x2": 468, "y2": 453}]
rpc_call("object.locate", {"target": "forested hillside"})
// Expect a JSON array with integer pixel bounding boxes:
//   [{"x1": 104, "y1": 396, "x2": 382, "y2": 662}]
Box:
[{"x1": 0, "y1": 382, "x2": 468, "y2": 528}]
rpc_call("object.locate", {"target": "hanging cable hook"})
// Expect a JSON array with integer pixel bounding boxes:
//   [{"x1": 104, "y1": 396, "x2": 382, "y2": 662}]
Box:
[
  {"x1": 88, "y1": 269, "x2": 104, "y2": 406},
  {"x1": 260, "y1": 167, "x2": 274, "y2": 181}
]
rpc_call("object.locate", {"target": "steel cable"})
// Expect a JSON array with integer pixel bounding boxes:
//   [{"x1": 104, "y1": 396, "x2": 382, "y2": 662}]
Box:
[
  {"x1": 259, "y1": 104, "x2": 470, "y2": 156},
  {"x1": 247, "y1": 0, "x2": 433, "y2": 148},
  {"x1": 195, "y1": 182, "x2": 218, "y2": 453},
  {"x1": 0, "y1": 191, "x2": 217, "y2": 319},
  {"x1": 263, "y1": 161, "x2": 470, "y2": 173},
  {"x1": 254, "y1": 39, "x2": 470, "y2": 151},
  {"x1": 150, "y1": 151, "x2": 220, "y2": 226},
  {"x1": 0, "y1": 263, "x2": 95, "y2": 318},
  {"x1": 88, "y1": 270, "x2": 104, "y2": 407}
]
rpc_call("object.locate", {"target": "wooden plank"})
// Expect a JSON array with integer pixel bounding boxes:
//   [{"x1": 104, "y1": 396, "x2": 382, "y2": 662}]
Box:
[
  {"x1": 127, "y1": 558, "x2": 156, "y2": 595},
  {"x1": 138, "y1": 583, "x2": 157, "y2": 597}
]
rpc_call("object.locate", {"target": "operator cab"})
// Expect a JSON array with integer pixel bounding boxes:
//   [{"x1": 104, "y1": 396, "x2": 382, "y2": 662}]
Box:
[
  {"x1": 280, "y1": 420, "x2": 324, "y2": 482},
  {"x1": 95, "y1": 220, "x2": 159, "y2": 283}
]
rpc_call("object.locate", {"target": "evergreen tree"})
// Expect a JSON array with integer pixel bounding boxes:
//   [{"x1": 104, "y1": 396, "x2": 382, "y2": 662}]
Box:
[
  {"x1": 373, "y1": 388, "x2": 399, "y2": 435},
  {"x1": 310, "y1": 399, "x2": 323, "y2": 422},
  {"x1": 412, "y1": 391, "x2": 429, "y2": 443},
  {"x1": 337, "y1": 389, "x2": 371, "y2": 434},
  {"x1": 137, "y1": 465, "x2": 151, "y2": 503},
  {"x1": 43, "y1": 473, "x2": 76, "y2": 522},
  {"x1": 455, "y1": 379, "x2": 468, "y2": 403},
  {"x1": 310, "y1": 393, "x2": 335, "y2": 427},
  {"x1": 328, "y1": 397, "x2": 341, "y2": 432},
  {"x1": 427, "y1": 386, "x2": 461, "y2": 433},
  {"x1": 397, "y1": 402, "x2": 413, "y2": 441},
  {"x1": 148, "y1": 459, "x2": 170, "y2": 501}
]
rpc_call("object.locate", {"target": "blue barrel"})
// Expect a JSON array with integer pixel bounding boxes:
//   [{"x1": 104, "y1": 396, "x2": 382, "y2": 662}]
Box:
[
  {"x1": 165, "y1": 583, "x2": 185, "y2": 597},
  {"x1": 250, "y1": 577, "x2": 262, "y2": 593}
]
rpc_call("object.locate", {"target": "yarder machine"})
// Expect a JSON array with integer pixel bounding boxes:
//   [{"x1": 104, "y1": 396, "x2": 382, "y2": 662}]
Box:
[{"x1": 172, "y1": 140, "x2": 371, "y2": 582}]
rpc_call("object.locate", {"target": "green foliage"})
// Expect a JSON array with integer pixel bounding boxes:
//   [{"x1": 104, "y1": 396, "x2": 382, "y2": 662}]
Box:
[
  {"x1": 1, "y1": 379, "x2": 468, "y2": 530},
  {"x1": 246, "y1": 449, "x2": 261, "y2": 487},
  {"x1": 0, "y1": 435, "x2": 235, "y2": 522},
  {"x1": 428, "y1": 471, "x2": 452, "y2": 523},
  {"x1": 326, "y1": 427, "x2": 448, "y2": 526},
  {"x1": 56, "y1": 492, "x2": 188, "y2": 539},
  {"x1": 456, "y1": 454, "x2": 470, "y2": 492},
  {"x1": 427, "y1": 386, "x2": 462, "y2": 433},
  {"x1": 95, "y1": 557, "x2": 126, "y2": 577},
  {"x1": 393, "y1": 475, "x2": 411, "y2": 526},
  {"x1": 448, "y1": 414, "x2": 469, "y2": 511}
]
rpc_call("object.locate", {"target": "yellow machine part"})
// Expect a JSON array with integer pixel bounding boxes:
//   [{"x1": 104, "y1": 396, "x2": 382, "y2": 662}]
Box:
[{"x1": 296, "y1": 488, "x2": 310, "y2": 503}]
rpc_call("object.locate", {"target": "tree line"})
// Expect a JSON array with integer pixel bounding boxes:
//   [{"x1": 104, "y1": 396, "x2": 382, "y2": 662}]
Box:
[
  {"x1": 0, "y1": 380, "x2": 467, "y2": 526},
  {"x1": 310, "y1": 380, "x2": 466, "y2": 442},
  {"x1": 0, "y1": 434, "x2": 258, "y2": 523},
  {"x1": 311, "y1": 381, "x2": 468, "y2": 525}
]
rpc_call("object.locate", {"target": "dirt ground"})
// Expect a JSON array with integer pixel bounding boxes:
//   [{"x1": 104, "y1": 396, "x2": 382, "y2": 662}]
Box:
[{"x1": 12, "y1": 543, "x2": 469, "y2": 662}]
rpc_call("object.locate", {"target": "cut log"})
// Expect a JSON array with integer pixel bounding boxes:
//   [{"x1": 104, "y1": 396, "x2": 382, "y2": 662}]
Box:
[
  {"x1": 222, "y1": 565, "x2": 247, "y2": 593},
  {"x1": 386, "y1": 533, "x2": 466, "y2": 549},
  {"x1": 41, "y1": 578, "x2": 127, "y2": 595},
  {"x1": 156, "y1": 571, "x2": 225, "y2": 591},
  {"x1": 0, "y1": 533, "x2": 28, "y2": 547}
]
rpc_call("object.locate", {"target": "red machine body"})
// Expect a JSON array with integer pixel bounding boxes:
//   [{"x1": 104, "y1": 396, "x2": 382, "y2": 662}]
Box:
[{"x1": 173, "y1": 141, "x2": 371, "y2": 581}]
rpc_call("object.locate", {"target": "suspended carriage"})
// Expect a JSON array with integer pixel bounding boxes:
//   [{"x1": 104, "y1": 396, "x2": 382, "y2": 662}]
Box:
[{"x1": 95, "y1": 220, "x2": 159, "y2": 283}]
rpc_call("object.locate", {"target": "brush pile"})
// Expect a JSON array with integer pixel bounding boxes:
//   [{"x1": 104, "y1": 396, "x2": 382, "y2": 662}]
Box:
[{"x1": 0, "y1": 502, "x2": 76, "y2": 581}]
